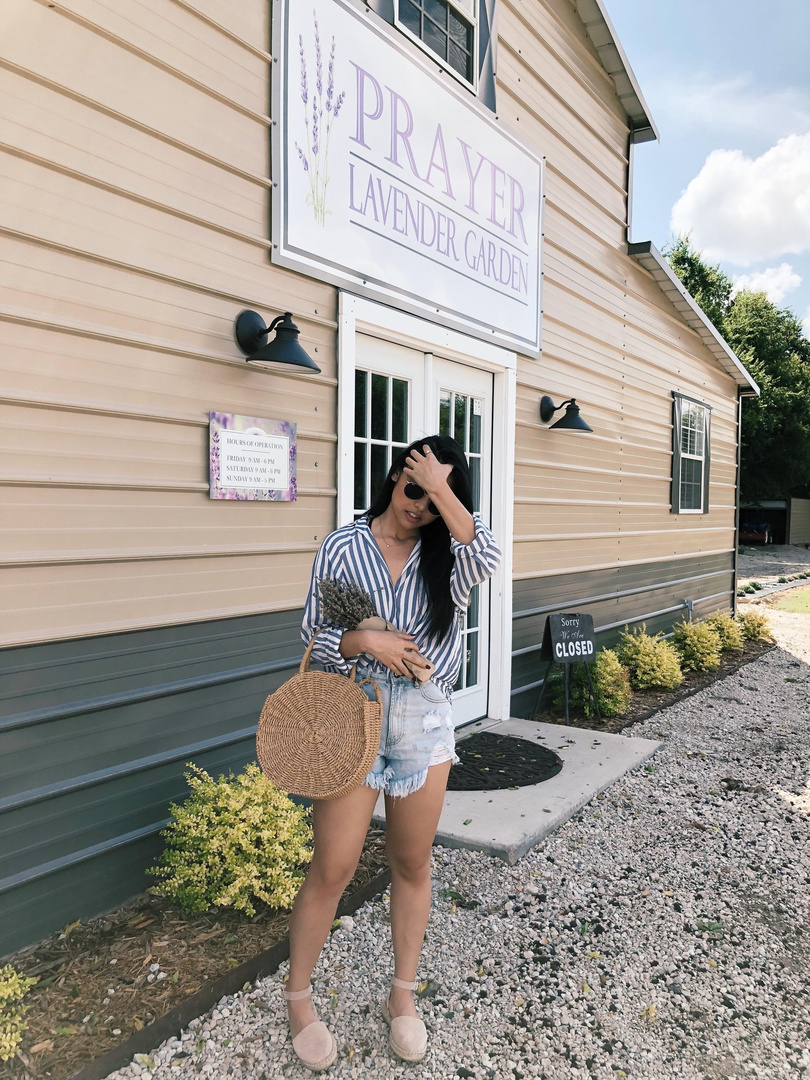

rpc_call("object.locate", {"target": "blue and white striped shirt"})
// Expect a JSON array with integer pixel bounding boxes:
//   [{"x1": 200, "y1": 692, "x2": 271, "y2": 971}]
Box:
[{"x1": 301, "y1": 516, "x2": 501, "y2": 698}]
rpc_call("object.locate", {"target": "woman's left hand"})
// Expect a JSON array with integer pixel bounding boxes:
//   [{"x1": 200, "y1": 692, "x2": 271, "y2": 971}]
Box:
[{"x1": 403, "y1": 445, "x2": 452, "y2": 495}]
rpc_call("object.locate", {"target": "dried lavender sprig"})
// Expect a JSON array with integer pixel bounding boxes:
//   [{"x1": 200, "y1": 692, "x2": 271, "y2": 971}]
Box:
[{"x1": 318, "y1": 577, "x2": 377, "y2": 629}]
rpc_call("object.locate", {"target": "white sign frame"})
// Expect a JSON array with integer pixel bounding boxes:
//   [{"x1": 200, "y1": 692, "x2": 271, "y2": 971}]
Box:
[{"x1": 271, "y1": 0, "x2": 544, "y2": 358}]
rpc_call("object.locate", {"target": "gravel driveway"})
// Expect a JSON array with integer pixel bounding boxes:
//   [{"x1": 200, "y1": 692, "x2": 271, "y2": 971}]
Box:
[
  {"x1": 110, "y1": 595, "x2": 810, "y2": 1080},
  {"x1": 737, "y1": 544, "x2": 810, "y2": 588}
]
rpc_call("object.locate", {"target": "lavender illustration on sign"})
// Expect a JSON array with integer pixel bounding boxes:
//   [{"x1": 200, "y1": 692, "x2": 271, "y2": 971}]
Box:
[{"x1": 295, "y1": 12, "x2": 345, "y2": 225}]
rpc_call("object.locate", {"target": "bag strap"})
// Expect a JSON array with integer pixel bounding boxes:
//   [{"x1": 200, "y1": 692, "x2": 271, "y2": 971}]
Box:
[
  {"x1": 358, "y1": 677, "x2": 382, "y2": 704},
  {"x1": 300, "y1": 628, "x2": 360, "y2": 681},
  {"x1": 299, "y1": 631, "x2": 321, "y2": 674}
]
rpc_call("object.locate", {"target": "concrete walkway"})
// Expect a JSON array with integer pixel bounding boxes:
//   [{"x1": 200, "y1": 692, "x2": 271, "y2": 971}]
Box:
[{"x1": 375, "y1": 718, "x2": 661, "y2": 863}]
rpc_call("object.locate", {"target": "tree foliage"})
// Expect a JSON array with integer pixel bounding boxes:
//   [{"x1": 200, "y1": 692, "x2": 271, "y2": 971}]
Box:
[
  {"x1": 664, "y1": 236, "x2": 810, "y2": 502},
  {"x1": 665, "y1": 235, "x2": 733, "y2": 332}
]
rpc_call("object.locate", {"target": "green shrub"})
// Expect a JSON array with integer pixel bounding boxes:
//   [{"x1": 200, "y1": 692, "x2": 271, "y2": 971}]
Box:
[
  {"x1": 750, "y1": 581, "x2": 763, "y2": 591},
  {"x1": 540, "y1": 650, "x2": 632, "y2": 719},
  {"x1": 0, "y1": 965, "x2": 36, "y2": 1062},
  {"x1": 743, "y1": 585, "x2": 756, "y2": 594},
  {"x1": 574, "y1": 648, "x2": 633, "y2": 718},
  {"x1": 148, "y1": 763, "x2": 313, "y2": 916},
  {"x1": 735, "y1": 609, "x2": 773, "y2": 643},
  {"x1": 672, "y1": 620, "x2": 722, "y2": 672},
  {"x1": 615, "y1": 625, "x2": 684, "y2": 691},
  {"x1": 704, "y1": 612, "x2": 744, "y2": 652},
  {"x1": 778, "y1": 577, "x2": 788, "y2": 584}
]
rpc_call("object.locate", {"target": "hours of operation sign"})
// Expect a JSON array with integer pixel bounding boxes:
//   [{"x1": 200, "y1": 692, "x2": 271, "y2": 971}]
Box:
[{"x1": 209, "y1": 413, "x2": 297, "y2": 501}]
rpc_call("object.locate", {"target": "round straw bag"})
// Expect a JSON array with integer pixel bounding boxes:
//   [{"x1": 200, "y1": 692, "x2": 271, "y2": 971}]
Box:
[{"x1": 256, "y1": 632, "x2": 382, "y2": 800}]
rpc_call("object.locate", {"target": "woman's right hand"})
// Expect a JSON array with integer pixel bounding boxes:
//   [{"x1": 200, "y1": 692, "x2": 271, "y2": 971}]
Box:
[{"x1": 358, "y1": 629, "x2": 429, "y2": 679}]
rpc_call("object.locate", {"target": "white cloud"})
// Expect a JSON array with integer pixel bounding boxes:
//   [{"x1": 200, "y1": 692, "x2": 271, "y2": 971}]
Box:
[
  {"x1": 732, "y1": 263, "x2": 802, "y2": 304},
  {"x1": 651, "y1": 74, "x2": 810, "y2": 142},
  {"x1": 670, "y1": 133, "x2": 810, "y2": 265}
]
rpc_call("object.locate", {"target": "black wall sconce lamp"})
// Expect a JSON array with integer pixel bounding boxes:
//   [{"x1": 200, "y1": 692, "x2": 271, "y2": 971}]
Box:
[
  {"x1": 234, "y1": 310, "x2": 321, "y2": 372},
  {"x1": 540, "y1": 395, "x2": 592, "y2": 432}
]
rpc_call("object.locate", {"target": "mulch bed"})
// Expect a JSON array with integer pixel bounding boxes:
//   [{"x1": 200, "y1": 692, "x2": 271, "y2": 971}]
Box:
[
  {"x1": 2, "y1": 830, "x2": 387, "y2": 1080},
  {"x1": 533, "y1": 638, "x2": 774, "y2": 733},
  {"x1": 4, "y1": 640, "x2": 774, "y2": 1080}
]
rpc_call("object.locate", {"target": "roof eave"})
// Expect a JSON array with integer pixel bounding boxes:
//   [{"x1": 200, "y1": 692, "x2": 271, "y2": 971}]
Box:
[
  {"x1": 575, "y1": 0, "x2": 660, "y2": 143},
  {"x1": 628, "y1": 241, "x2": 760, "y2": 394}
]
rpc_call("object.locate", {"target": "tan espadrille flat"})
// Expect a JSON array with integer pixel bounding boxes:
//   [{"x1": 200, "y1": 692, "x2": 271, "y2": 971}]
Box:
[
  {"x1": 381, "y1": 976, "x2": 428, "y2": 1062},
  {"x1": 282, "y1": 984, "x2": 338, "y2": 1072}
]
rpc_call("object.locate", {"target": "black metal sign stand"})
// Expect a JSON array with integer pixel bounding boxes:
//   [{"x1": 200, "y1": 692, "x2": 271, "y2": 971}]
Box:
[{"x1": 534, "y1": 613, "x2": 601, "y2": 723}]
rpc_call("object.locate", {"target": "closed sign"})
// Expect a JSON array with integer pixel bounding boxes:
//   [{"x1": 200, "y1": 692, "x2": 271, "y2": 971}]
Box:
[{"x1": 540, "y1": 613, "x2": 596, "y2": 665}]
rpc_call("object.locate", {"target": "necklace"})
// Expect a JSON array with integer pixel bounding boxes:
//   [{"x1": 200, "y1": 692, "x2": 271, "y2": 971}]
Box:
[{"x1": 373, "y1": 518, "x2": 412, "y2": 549}]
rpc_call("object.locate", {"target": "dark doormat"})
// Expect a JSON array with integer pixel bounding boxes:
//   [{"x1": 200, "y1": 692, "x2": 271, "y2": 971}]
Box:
[{"x1": 447, "y1": 731, "x2": 563, "y2": 791}]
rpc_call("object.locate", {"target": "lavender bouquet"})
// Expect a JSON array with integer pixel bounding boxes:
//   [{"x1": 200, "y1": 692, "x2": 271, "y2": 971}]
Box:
[{"x1": 317, "y1": 578, "x2": 434, "y2": 684}]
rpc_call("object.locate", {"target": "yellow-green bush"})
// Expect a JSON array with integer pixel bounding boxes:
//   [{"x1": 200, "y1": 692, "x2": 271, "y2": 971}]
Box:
[
  {"x1": 735, "y1": 608, "x2": 773, "y2": 642},
  {"x1": 0, "y1": 965, "x2": 36, "y2": 1062},
  {"x1": 569, "y1": 648, "x2": 633, "y2": 718},
  {"x1": 148, "y1": 763, "x2": 313, "y2": 916},
  {"x1": 672, "y1": 620, "x2": 722, "y2": 672},
  {"x1": 615, "y1": 625, "x2": 684, "y2": 691},
  {"x1": 704, "y1": 611, "x2": 744, "y2": 652}
]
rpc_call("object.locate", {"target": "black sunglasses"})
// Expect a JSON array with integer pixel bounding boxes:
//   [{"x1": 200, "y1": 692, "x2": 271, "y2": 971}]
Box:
[{"x1": 403, "y1": 482, "x2": 440, "y2": 516}]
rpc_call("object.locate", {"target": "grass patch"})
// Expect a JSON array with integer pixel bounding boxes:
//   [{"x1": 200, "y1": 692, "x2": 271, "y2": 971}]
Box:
[{"x1": 772, "y1": 585, "x2": 810, "y2": 614}]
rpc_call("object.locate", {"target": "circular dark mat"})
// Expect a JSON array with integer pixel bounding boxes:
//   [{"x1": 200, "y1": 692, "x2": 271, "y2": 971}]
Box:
[{"x1": 447, "y1": 731, "x2": 564, "y2": 791}]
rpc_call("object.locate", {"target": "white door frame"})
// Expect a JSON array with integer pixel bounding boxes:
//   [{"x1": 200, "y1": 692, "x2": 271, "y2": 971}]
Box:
[{"x1": 338, "y1": 292, "x2": 516, "y2": 722}]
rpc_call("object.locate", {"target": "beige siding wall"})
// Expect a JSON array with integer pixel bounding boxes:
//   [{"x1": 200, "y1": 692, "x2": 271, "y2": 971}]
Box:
[
  {"x1": 1, "y1": 0, "x2": 337, "y2": 648},
  {"x1": 500, "y1": 0, "x2": 739, "y2": 582},
  {"x1": 1, "y1": 0, "x2": 742, "y2": 650},
  {"x1": 789, "y1": 499, "x2": 810, "y2": 545}
]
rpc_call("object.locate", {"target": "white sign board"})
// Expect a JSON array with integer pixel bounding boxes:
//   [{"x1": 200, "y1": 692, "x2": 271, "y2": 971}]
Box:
[
  {"x1": 272, "y1": 0, "x2": 544, "y2": 356},
  {"x1": 219, "y1": 430, "x2": 290, "y2": 491}
]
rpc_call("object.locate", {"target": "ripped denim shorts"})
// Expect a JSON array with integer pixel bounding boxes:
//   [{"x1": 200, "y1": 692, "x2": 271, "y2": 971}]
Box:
[{"x1": 355, "y1": 666, "x2": 459, "y2": 798}]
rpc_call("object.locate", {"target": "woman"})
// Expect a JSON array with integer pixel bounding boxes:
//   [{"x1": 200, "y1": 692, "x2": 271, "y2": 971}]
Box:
[{"x1": 285, "y1": 435, "x2": 500, "y2": 1071}]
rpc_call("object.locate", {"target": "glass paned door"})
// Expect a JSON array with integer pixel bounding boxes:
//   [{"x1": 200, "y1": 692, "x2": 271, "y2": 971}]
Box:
[
  {"x1": 353, "y1": 336, "x2": 492, "y2": 726},
  {"x1": 434, "y1": 358, "x2": 492, "y2": 725}
]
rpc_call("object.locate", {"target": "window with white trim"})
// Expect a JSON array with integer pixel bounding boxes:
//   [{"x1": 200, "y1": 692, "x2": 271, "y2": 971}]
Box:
[
  {"x1": 396, "y1": 0, "x2": 477, "y2": 88},
  {"x1": 671, "y1": 393, "x2": 711, "y2": 514}
]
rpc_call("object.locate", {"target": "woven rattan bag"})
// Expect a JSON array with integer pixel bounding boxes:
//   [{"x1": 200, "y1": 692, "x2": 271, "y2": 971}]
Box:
[{"x1": 256, "y1": 632, "x2": 382, "y2": 800}]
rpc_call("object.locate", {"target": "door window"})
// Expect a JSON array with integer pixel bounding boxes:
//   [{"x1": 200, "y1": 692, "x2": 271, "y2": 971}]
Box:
[
  {"x1": 353, "y1": 369, "x2": 409, "y2": 515},
  {"x1": 439, "y1": 387, "x2": 483, "y2": 690}
]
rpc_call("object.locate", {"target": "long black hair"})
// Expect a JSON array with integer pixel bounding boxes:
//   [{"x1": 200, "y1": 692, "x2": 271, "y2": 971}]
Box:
[{"x1": 366, "y1": 434, "x2": 474, "y2": 640}]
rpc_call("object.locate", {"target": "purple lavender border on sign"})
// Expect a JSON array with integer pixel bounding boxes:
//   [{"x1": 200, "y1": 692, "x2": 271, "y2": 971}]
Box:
[{"x1": 209, "y1": 412, "x2": 297, "y2": 501}]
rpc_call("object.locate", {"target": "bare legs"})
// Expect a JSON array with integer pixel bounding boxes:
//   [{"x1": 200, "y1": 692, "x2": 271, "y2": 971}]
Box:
[
  {"x1": 385, "y1": 761, "x2": 451, "y2": 1019},
  {"x1": 287, "y1": 783, "x2": 379, "y2": 1037},
  {"x1": 286, "y1": 761, "x2": 451, "y2": 1035}
]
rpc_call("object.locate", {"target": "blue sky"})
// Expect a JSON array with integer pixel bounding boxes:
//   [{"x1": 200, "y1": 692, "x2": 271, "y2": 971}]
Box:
[{"x1": 604, "y1": 0, "x2": 810, "y2": 337}]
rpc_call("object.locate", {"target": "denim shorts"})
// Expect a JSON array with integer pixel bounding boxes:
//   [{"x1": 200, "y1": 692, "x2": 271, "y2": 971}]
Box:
[{"x1": 355, "y1": 667, "x2": 459, "y2": 798}]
